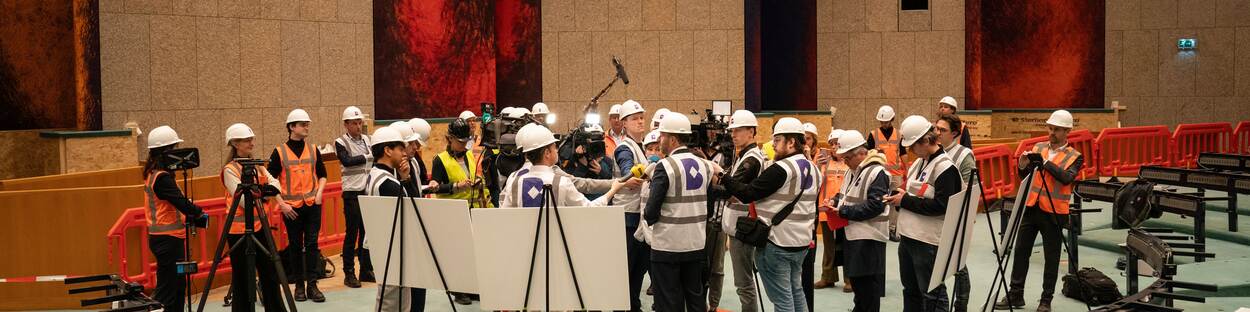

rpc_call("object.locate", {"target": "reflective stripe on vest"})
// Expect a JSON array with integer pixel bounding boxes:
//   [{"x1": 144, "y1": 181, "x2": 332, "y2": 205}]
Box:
[
  {"x1": 337, "y1": 134, "x2": 372, "y2": 191},
  {"x1": 651, "y1": 152, "x2": 710, "y2": 252},
  {"x1": 222, "y1": 162, "x2": 275, "y2": 234},
  {"x1": 874, "y1": 129, "x2": 904, "y2": 176},
  {"x1": 366, "y1": 167, "x2": 401, "y2": 197},
  {"x1": 1024, "y1": 143, "x2": 1080, "y2": 214},
  {"x1": 754, "y1": 154, "x2": 820, "y2": 247},
  {"x1": 724, "y1": 148, "x2": 765, "y2": 233},
  {"x1": 278, "y1": 142, "x2": 317, "y2": 207},
  {"x1": 144, "y1": 171, "x2": 186, "y2": 237},
  {"x1": 839, "y1": 164, "x2": 890, "y2": 242},
  {"x1": 612, "y1": 137, "x2": 648, "y2": 213},
  {"x1": 435, "y1": 151, "x2": 490, "y2": 207},
  {"x1": 898, "y1": 154, "x2": 954, "y2": 245}
]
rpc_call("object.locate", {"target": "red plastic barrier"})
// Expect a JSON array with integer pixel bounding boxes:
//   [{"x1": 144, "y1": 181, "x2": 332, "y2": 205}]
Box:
[
  {"x1": 1172, "y1": 122, "x2": 1234, "y2": 168},
  {"x1": 1095, "y1": 126, "x2": 1172, "y2": 177},
  {"x1": 1235, "y1": 121, "x2": 1250, "y2": 154},
  {"x1": 974, "y1": 144, "x2": 1017, "y2": 202},
  {"x1": 107, "y1": 183, "x2": 344, "y2": 291},
  {"x1": 1013, "y1": 129, "x2": 1098, "y2": 181}
]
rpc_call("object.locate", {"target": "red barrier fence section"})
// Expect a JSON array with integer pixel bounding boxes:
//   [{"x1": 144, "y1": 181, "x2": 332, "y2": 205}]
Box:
[
  {"x1": 1011, "y1": 129, "x2": 1098, "y2": 180},
  {"x1": 1235, "y1": 121, "x2": 1250, "y2": 154},
  {"x1": 974, "y1": 144, "x2": 1017, "y2": 202},
  {"x1": 1172, "y1": 122, "x2": 1234, "y2": 168},
  {"x1": 1095, "y1": 126, "x2": 1172, "y2": 177},
  {"x1": 107, "y1": 183, "x2": 344, "y2": 290}
]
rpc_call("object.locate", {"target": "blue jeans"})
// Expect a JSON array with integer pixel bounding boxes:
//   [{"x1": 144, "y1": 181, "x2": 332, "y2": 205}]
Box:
[{"x1": 756, "y1": 243, "x2": 808, "y2": 312}]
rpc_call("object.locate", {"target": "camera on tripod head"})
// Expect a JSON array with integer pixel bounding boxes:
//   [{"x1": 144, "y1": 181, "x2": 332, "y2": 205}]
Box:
[
  {"x1": 232, "y1": 158, "x2": 281, "y2": 198},
  {"x1": 159, "y1": 147, "x2": 201, "y2": 171},
  {"x1": 483, "y1": 104, "x2": 530, "y2": 157},
  {"x1": 561, "y1": 113, "x2": 607, "y2": 161},
  {"x1": 690, "y1": 100, "x2": 735, "y2": 157}
]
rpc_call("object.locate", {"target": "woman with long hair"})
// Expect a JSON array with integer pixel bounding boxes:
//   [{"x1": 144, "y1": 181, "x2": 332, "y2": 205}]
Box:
[
  {"x1": 142, "y1": 126, "x2": 205, "y2": 312},
  {"x1": 220, "y1": 123, "x2": 296, "y2": 311}
]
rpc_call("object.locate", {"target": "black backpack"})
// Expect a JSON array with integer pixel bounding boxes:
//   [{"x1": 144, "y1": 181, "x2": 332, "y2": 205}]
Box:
[
  {"x1": 1113, "y1": 179, "x2": 1158, "y2": 229},
  {"x1": 1062, "y1": 267, "x2": 1123, "y2": 305}
]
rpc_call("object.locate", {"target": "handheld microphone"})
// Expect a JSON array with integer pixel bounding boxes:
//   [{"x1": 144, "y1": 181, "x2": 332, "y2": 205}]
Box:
[
  {"x1": 612, "y1": 56, "x2": 630, "y2": 84},
  {"x1": 619, "y1": 164, "x2": 646, "y2": 182}
]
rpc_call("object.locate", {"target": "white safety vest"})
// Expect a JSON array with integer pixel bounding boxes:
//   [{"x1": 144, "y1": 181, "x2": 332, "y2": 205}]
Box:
[
  {"x1": 648, "y1": 151, "x2": 712, "y2": 253},
  {"x1": 754, "y1": 154, "x2": 820, "y2": 247},
  {"x1": 611, "y1": 137, "x2": 648, "y2": 213},
  {"x1": 336, "y1": 134, "x2": 373, "y2": 192},
  {"x1": 722, "y1": 147, "x2": 766, "y2": 234},
  {"x1": 945, "y1": 143, "x2": 976, "y2": 184},
  {"x1": 365, "y1": 166, "x2": 402, "y2": 197},
  {"x1": 838, "y1": 163, "x2": 890, "y2": 242},
  {"x1": 898, "y1": 153, "x2": 955, "y2": 246}
]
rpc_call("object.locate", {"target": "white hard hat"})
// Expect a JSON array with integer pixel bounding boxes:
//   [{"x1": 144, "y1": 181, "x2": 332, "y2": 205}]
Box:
[
  {"x1": 389, "y1": 121, "x2": 416, "y2": 143},
  {"x1": 505, "y1": 108, "x2": 529, "y2": 119},
  {"x1": 287, "y1": 108, "x2": 312, "y2": 124},
  {"x1": 620, "y1": 100, "x2": 645, "y2": 118},
  {"x1": 803, "y1": 122, "x2": 819, "y2": 136},
  {"x1": 652, "y1": 108, "x2": 671, "y2": 125},
  {"x1": 517, "y1": 123, "x2": 560, "y2": 153},
  {"x1": 658, "y1": 112, "x2": 692, "y2": 134},
  {"x1": 899, "y1": 115, "x2": 934, "y2": 147},
  {"x1": 147, "y1": 125, "x2": 183, "y2": 149},
  {"x1": 408, "y1": 118, "x2": 432, "y2": 145},
  {"x1": 530, "y1": 102, "x2": 550, "y2": 115},
  {"x1": 836, "y1": 130, "x2": 867, "y2": 154},
  {"x1": 342, "y1": 106, "x2": 364, "y2": 121},
  {"x1": 459, "y1": 110, "x2": 477, "y2": 120},
  {"x1": 608, "y1": 104, "x2": 622, "y2": 116},
  {"x1": 225, "y1": 123, "x2": 255, "y2": 144},
  {"x1": 939, "y1": 96, "x2": 959, "y2": 111},
  {"x1": 500, "y1": 107, "x2": 516, "y2": 116},
  {"x1": 876, "y1": 105, "x2": 896, "y2": 122},
  {"x1": 1046, "y1": 110, "x2": 1074, "y2": 128},
  {"x1": 370, "y1": 126, "x2": 404, "y2": 147},
  {"x1": 827, "y1": 129, "x2": 844, "y2": 144},
  {"x1": 643, "y1": 130, "x2": 661, "y2": 146},
  {"x1": 727, "y1": 110, "x2": 758, "y2": 129},
  {"x1": 772, "y1": 117, "x2": 804, "y2": 136}
]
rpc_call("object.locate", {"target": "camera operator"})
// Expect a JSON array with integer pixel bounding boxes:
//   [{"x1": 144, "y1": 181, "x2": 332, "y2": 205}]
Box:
[
  {"x1": 142, "y1": 125, "x2": 207, "y2": 312},
  {"x1": 558, "y1": 124, "x2": 614, "y2": 197},
  {"x1": 221, "y1": 123, "x2": 295, "y2": 311},
  {"x1": 364, "y1": 126, "x2": 430, "y2": 312},
  {"x1": 266, "y1": 108, "x2": 329, "y2": 303},
  {"x1": 712, "y1": 110, "x2": 766, "y2": 312},
  {"x1": 500, "y1": 124, "x2": 639, "y2": 208}
]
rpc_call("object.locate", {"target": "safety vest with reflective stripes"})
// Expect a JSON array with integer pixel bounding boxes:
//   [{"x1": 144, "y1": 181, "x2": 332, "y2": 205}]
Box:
[
  {"x1": 755, "y1": 154, "x2": 820, "y2": 247},
  {"x1": 611, "y1": 137, "x2": 648, "y2": 213},
  {"x1": 277, "y1": 142, "x2": 318, "y2": 208},
  {"x1": 945, "y1": 143, "x2": 976, "y2": 183},
  {"x1": 143, "y1": 171, "x2": 186, "y2": 238},
  {"x1": 650, "y1": 151, "x2": 712, "y2": 253},
  {"x1": 366, "y1": 166, "x2": 404, "y2": 197},
  {"x1": 1024, "y1": 143, "x2": 1080, "y2": 215},
  {"x1": 503, "y1": 168, "x2": 574, "y2": 208},
  {"x1": 434, "y1": 151, "x2": 491, "y2": 208},
  {"x1": 838, "y1": 163, "x2": 890, "y2": 242},
  {"x1": 722, "y1": 147, "x2": 766, "y2": 234},
  {"x1": 335, "y1": 134, "x2": 372, "y2": 192},
  {"x1": 873, "y1": 128, "x2": 905, "y2": 178},
  {"x1": 898, "y1": 153, "x2": 955, "y2": 246},
  {"x1": 222, "y1": 162, "x2": 276, "y2": 235}
]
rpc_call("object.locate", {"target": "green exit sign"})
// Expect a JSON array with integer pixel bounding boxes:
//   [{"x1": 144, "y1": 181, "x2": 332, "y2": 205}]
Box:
[{"x1": 1178, "y1": 38, "x2": 1196, "y2": 50}]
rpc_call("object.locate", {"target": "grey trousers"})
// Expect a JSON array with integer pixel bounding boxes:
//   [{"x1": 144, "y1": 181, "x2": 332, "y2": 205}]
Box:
[
  {"x1": 708, "y1": 232, "x2": 728, "y2": 309},
  {"x1": 729, "y1": 237, "x2": 760, "y2": 312},
  {"x1": 377, "y1": 286, "x2": 424, "y2": 312}
]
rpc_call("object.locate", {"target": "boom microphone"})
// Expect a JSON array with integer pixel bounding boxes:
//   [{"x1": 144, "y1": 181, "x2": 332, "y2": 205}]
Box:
[{"x1": 612, "y1": 56, "x2": 630, "y2": 84}]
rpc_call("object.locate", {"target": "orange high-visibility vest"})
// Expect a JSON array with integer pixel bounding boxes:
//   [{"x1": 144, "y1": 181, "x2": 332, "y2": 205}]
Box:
[
  {"x1": 144, "y1": 171, "x2": 186, "y2": 238},
  {"x1": 1024, "y1": 143, "x2": 1080, "y2": 215},
  {"x1": 277, "y1": 142, "x2": 318, "y2": 208},
  {"x1": 873, "y1": 129, "x2": 905, "y2": 177},
  {"x1": 819, "y1": 160, "x2": 849, "y2": 230},
  {"x1": 222, "y1": 162, "x2": 278, "y2": 235}
]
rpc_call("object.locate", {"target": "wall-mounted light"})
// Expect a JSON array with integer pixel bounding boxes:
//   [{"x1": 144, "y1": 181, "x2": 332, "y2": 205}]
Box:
[{"x1": 1177, "y1": 38, "x2": 1196, "y2": 50}]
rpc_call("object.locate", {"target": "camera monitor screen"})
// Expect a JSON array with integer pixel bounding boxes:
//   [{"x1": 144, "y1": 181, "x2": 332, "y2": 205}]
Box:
[{"x1": 712, "y1": 100, "x2": 731, "y2": 117}]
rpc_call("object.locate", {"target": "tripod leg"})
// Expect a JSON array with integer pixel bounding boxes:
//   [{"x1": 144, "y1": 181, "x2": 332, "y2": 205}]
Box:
[
  {"x1": 255, "y1": 197, "x2": 299, "y2": 312},
  {"x1": 196, "y1": 194, "x2": 244, "y2": 312}
]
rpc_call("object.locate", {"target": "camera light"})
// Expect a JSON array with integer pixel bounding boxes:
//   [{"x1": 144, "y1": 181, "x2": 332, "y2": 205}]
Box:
[
  {"x1": 546, "y1": 113, "x2": 557, "y2": 125},
  {"x1": 585, "y1": 113, "x2": 601, "y2": 125}
]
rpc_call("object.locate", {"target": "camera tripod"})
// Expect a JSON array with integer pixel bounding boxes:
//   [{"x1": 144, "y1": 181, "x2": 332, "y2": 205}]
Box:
[{"x1": 195, "y1": 166, "x2": 298, "y2": 312}]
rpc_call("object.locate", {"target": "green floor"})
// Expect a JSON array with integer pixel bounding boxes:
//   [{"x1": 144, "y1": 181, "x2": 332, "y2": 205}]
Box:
[{"x1": 58, "y1": 193, "x2": 1250, "y2": 311}]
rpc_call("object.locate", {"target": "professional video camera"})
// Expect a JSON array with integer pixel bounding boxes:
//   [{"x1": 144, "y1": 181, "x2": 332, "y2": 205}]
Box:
[
  {"x1": 482, "y1": 103, "x2": 530, "y2": 158},
  {"x1": 690, "y1": 100, "x2": 735, "y2": 158}
]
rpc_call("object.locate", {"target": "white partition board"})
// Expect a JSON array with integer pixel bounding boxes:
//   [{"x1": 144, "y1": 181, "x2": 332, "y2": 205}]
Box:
[{"x1": 359, "y1": 196, "x2": 478, "y2": 293}]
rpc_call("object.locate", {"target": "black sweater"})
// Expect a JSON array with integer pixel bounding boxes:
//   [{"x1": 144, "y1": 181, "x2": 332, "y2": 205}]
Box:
[
  {"x1": 151, "y1": 171, "x2": 204, "y2": 217},
  {"x1": 267, "y1": 139, "x2": 328, "y2": 179}
]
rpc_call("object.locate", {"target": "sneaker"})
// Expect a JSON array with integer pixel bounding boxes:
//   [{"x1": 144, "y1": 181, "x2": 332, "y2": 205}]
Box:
[
  {"x1": 344, "y1": 272, "x2": 361, "y2": 288},
  {"x1": 293, "y1": 282, "x2": 307, "y2": 302},
  {"x1": 307, "y1": 281, "x2": 326, "y2": 303}
]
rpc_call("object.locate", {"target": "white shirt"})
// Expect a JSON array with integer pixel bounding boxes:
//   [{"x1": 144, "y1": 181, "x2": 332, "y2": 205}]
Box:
[{"x1": 500, "y1": 165, "x2": 613, "y2": 208}]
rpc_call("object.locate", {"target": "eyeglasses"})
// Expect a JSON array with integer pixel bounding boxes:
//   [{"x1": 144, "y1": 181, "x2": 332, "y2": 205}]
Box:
[{"x1": 935, "y1": 126, "x2": 951, "y2": 133}]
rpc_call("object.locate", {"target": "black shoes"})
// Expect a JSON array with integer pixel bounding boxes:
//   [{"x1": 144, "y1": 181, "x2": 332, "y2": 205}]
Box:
[
  {"x1": 307, "y1": 281, "x2": 326, "y2": 302},
  {"x1": 359, "y1": 270, "x2": 377, "y2": 283},
  {"x1": 992, "y1": 294, "x2": 1025, "y2": 310},
  {"x1": 293, "y1": 282, "x2": 307, "y2": 302},
  {"x1": 344, "y1": 272, "x2": 362, "y2": 288}
]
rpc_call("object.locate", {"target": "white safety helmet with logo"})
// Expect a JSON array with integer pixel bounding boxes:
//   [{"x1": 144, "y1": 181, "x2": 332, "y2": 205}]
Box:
[
  {"x1": 389, "y1": 121, "x2": 416, "y2": 143},
  {"x1": 225, "y1": 123, "x2": 255, "y2": 144},
  {"x1": 530, "y1": 102, "x2": 550, "y2": 116},
  {"x1": 658, "y1": 112, "x2": 692, "y2": 134},
  {"x1": 147, "y1": 125, "x2": 184, "y2": 149},
  {"x1": 772, "y1": 117, "x2": 805, "y2": 136},
  {"x1": 876, "y1": 105, "x2": 896, "y2": 122},
  {"x1": 408, "y1": 118, "x2": 431, "y2": 146},
  {"x1": 517, "y1": 123, "x2": 560, "y2": 153},
  {"x1": 727, "y1": 110, "x2": 758, "y2": 129},
  {"x1": 620, "y1": 100, "x2": 645, "y2": 119},
  {"x1": 643, "y1": 130, "x2": 662, "y2": 146},
  {"x1": 828, "y1": 129, "x2": 844, "y2": 145},
  {"x1": 898, "y1": 115, "x2": 934, "y2": 147},
  {"x1": 803, "y1": 122, "x2": 819, "y2": 137},
  {"x1": 609, "y1": 104, "x2": 622, "y2": 117},
  {"x1": 651, "y1": 108, "x2": 671, "y2": 128},
  {"x1": 371, "y1": 126, "x2": 404, "y2": 146},
  {"x1": 836, "y1": 130, "x2": 866, "y2": 154},
  {"x1": 342, "y1": 106, "x2": 364, "y2": 121},
  {"x1": 1046, "y1": 109, "x2": 1074, "y2": 128},
  {"x1": 287, "y1": 108, "x2": 312, "y2": 124}
]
